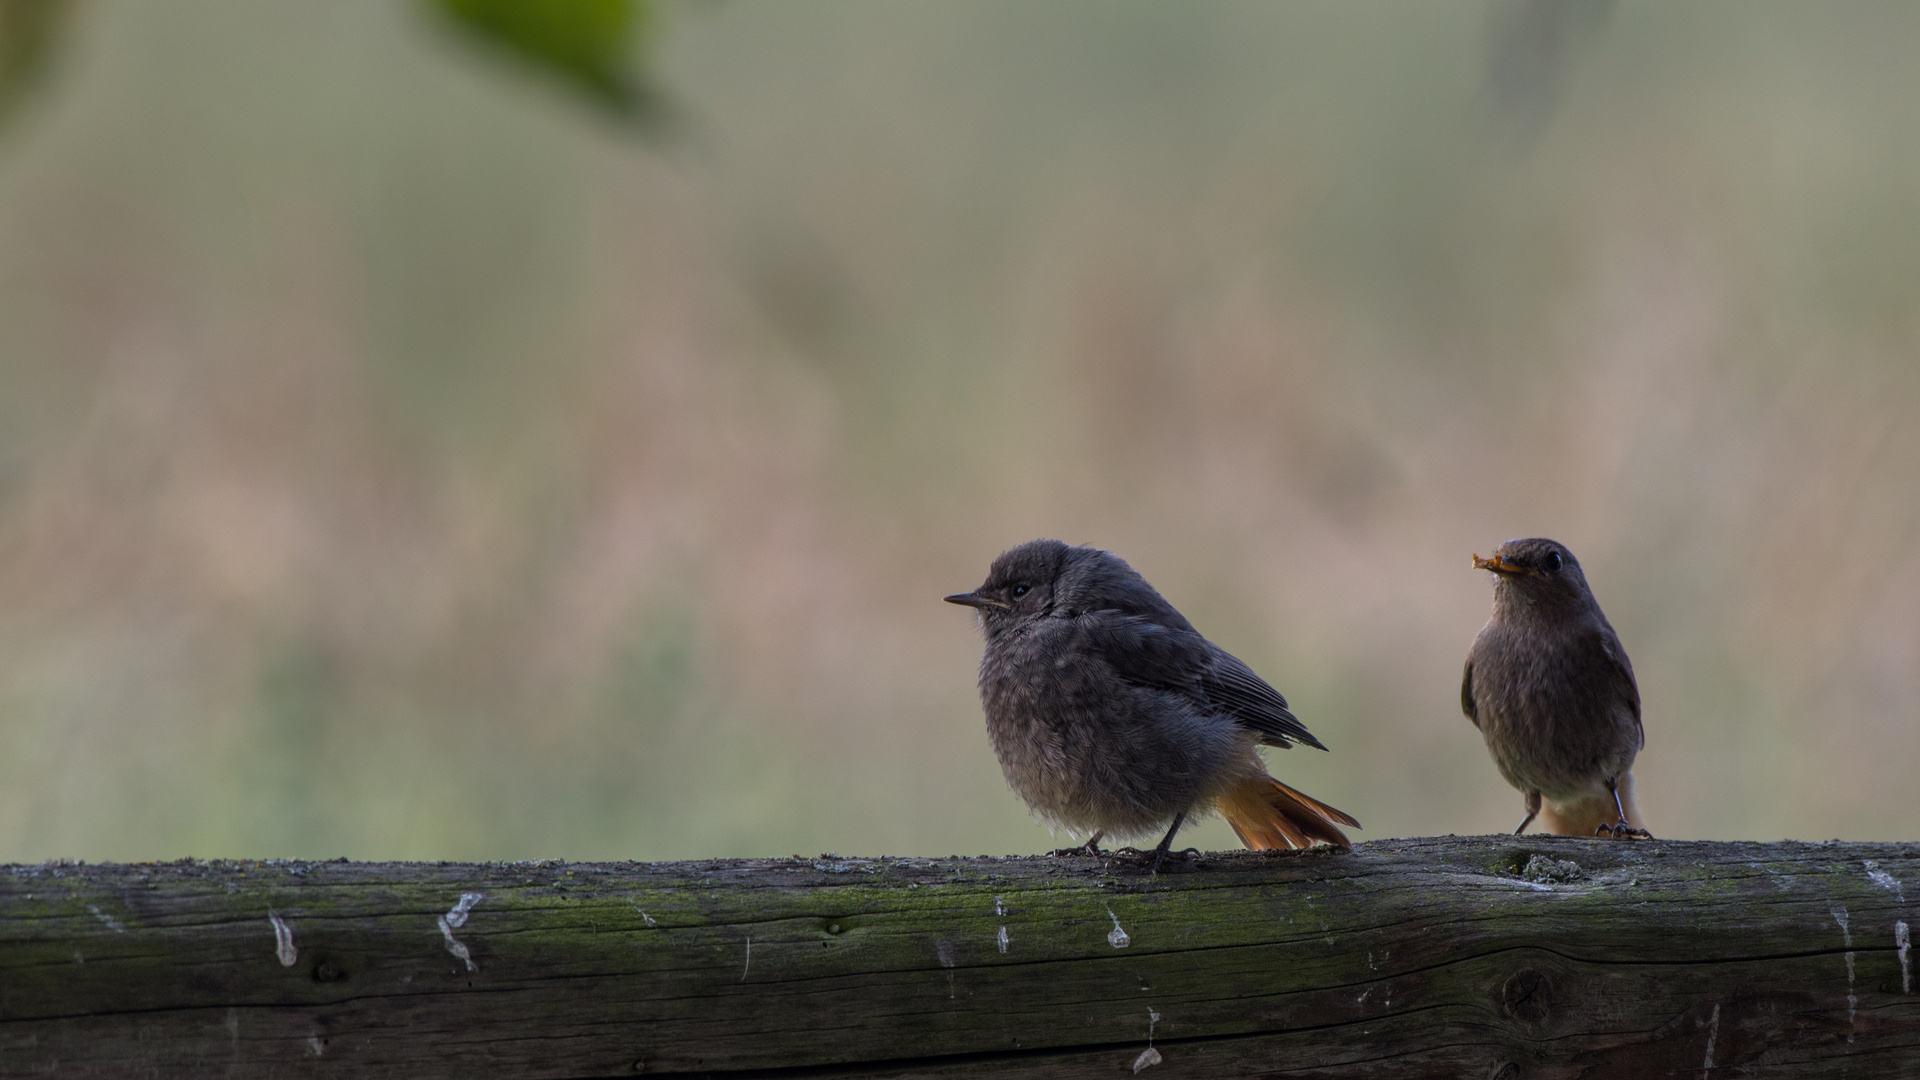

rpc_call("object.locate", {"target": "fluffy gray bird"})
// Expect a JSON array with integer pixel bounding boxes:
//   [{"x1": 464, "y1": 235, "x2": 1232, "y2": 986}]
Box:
[
  {"x1": 946, "y1": 539, "x2": 1357, "y2": 865},
  {"x1": 1462, "y1": 537, "x2": 1649, "y2": 837}
]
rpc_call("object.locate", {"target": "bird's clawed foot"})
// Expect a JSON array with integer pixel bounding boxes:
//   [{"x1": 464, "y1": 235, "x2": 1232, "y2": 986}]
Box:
[
  {"x1": 1595, "y1": 822, "x2": 1652, "y2": 840},
  {"x1": 1111, "y1": 845, "x2": 1201, "y2": 874},
  {"x1": 1144, "y1": 846, "x2": 1201, "y2": 874},
  {"x1": 1051, "y1": 833, "x2": 1105, "y2": 857},
  {"x1": 1597, "y1": 782, "x2": 1647, "y2": 839}
]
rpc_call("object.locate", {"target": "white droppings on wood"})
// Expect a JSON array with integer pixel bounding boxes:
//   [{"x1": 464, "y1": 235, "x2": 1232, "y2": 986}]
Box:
[
  {"x1": 1701, "y1": 1001, "x2": 1719, "y2": 1072},
  {"x1": 1131, "y1": 1008, "x2": 1162, "y2": 1072},
  {"x1": 87, "y1": 904, "x2": 126, "y2": 934},
  {"x1": 994, "y1": 895, "x2": 1005, "y2": 917},
  {"x1": 997, "y1": 926, "x2": 1009, "y2": 954},
  {"x1": 1832, "y1": 905, "x2": 1855, "y2": 1042},
  {"x1": 439, "y1": 892, "x2": 483, "y2": 972},
  {"x1": 444, "y1": 892, "x2": 484, "y2": 929},
  {"x1": 634, "y1": 905, "x2": 656, "y2": 927},
  {"x1": 1897, "y1": 921, "x2": 1912, "y2": 995},
  {"x1": 305, "y1": 1035, "x2": 324, "y2": 1058},
  {"x1": 1356, "y1": 988, "x2": 1370, "y2": 1006},
  {"x1": 1106, "y1": 907, "x2": 1131, "y2": 949},
  {"x1": 741, "y1": 936, "x2": 751, "y2": 982},
  {"x1": 1863, "y1": 860, "x2": 1906, "y2": 903},
  {"x1": 438, "y1": 915, "x2": 476, "y2": 972},
  {"x1": 268, "y1": 910, "x2": 297, "y2": 967}
]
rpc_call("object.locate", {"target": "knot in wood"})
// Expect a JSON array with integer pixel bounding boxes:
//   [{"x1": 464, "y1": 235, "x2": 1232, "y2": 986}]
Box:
[{"x1": 1500, "y1": 968, "x2": 1554, "y2": 1023}]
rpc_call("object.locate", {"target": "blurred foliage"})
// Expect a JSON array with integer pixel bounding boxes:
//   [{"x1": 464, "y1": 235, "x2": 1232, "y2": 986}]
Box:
[
  {"x1": 0, "y1": 0, "x2": 663, "y2": 136},
  {"x1": 431, "y1": 0, "x2": 659, "y2": 123},
  {"x1": 1485, "y1": 0, "x2": 1614, "y2": 150},
  {"x1": 0, "y1": 0, "x2": 77, "y2": 126}
]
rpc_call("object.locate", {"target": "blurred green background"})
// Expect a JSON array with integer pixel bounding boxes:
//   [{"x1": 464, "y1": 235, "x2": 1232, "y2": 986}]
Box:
[{"x1": 0, "y1": 0, "x2": 1916, "y2": 862}]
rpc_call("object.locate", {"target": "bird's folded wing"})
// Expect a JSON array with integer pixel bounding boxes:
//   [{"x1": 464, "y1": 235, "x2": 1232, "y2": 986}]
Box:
[
  {"x1": 1082, "y1": 614, "x2": 1327, "y2": 750},
  {"x1": 1597, "y1": 629, "x2": 1643, "y2": 747}
]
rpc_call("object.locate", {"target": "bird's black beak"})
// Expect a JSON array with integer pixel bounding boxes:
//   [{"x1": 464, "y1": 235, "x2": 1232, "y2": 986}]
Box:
[
  {"x1": 1473, "y1": 553, "x2": 1532, "y2": 577},
  {"x1": 944, "y1": 591, "x2": 1009, "y2": 610}
]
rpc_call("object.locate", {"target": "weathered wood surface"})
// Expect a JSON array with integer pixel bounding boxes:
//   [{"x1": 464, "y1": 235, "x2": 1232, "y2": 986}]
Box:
[{"x1": 1, "y1": 836, "x2": 1916, "y2": 1078}]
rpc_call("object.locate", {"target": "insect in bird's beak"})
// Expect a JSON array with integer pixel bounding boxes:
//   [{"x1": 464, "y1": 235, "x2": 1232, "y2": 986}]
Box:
[{"x1": 1472, "y1": 554, "x2": 1533, "y2": 577}]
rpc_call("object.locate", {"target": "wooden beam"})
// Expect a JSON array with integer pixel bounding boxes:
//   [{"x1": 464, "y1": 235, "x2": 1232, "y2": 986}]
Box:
[{"x1": 3, "y1": 836, "x2": 1916, "y2": 1077}]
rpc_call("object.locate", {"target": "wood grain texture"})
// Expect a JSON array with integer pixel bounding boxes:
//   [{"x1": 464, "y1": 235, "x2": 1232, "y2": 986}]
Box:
[{"x1": 2, "y1": 837, "x2": 1916, "y2": 1077}]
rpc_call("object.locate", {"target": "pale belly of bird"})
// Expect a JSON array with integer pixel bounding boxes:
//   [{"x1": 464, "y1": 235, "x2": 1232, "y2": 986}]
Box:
[
  {"x1": 981, "y1": 675, "x2": 1240, "y2": 841},
  {"x1": 1481, "y1": 700, "x2": 1637, "y2": 803}
]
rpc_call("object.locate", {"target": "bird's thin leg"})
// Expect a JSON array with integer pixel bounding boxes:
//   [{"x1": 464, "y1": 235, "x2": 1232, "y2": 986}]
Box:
[
  {"x1": 1146, "y1": 812, "x2": 1188, "y2": 874},
  {"x1": 1597, "y1": 779, "x2": 1651, "y2": 839},
  {"x1": 1513, "y1": 791, "x2": 1541, "y2": 836},
  {"x1": 1051, "y1": 831, "x2": 1105, "y2": 857}
]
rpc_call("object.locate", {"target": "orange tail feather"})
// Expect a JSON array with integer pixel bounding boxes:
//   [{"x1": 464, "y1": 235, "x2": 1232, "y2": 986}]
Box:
[{"x1": 1217, "y1": 776, "x2": 1359, "y2": 851}]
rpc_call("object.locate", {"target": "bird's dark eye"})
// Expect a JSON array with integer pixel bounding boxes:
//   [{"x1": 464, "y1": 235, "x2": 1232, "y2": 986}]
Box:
[
  {"x1": 1011, "y1": 584, "x2": 1031, "y2": 599},
  {"x1": 1545, "y1": 551, "x2": 1562, "y2": 572}
]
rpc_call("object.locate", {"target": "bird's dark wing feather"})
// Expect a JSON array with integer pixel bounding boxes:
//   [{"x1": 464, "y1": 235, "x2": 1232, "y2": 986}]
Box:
[
  {"x1": 1461, "y1": 658, "x2": 1479, "y2": 728},
  {"x1": 1597, "y1": 627, "x2": 1643, "y2": 748},
  {"x1": 1081, "y1": 613, "x2": 1326, "y2": 750},
  {"x1": 1202, "y1": 650, "x2": 1327, "y2": 750}
]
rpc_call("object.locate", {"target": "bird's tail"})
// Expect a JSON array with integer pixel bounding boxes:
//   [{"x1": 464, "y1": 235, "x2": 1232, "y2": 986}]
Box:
[{"x1": 1216, "y1": 775, "x2": 1359, "y2": 851}]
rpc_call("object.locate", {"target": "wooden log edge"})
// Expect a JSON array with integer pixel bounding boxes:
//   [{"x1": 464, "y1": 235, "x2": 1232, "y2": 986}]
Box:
[{"x1": 2, "y1": 835, "x2": 1917, "y2": 1077}]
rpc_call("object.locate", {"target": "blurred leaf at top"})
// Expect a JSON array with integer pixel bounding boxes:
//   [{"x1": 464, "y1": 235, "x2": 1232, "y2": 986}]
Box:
[
  {"x1": 432, "y1": 0, "x2": 658, "y2": 124},
  {"x1": 1484, "y1": 0, "x2": 1614, "y2": 152},
  {"x1": 0, "y1": 0, "x2": 77, "y2": 129}
]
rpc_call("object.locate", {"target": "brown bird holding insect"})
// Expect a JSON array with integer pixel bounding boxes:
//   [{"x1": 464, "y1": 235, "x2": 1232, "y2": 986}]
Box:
[{"x1": 1462, "y1": 538, "x2": 1649, "y2": 838}]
